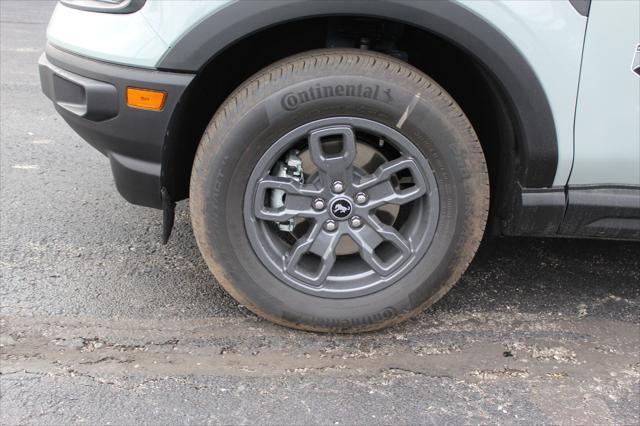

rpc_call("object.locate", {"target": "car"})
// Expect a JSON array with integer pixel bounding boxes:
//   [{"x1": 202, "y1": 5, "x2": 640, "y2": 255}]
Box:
[{"x1": 38, "y1": 0, "x2": 640, "y2": 332}]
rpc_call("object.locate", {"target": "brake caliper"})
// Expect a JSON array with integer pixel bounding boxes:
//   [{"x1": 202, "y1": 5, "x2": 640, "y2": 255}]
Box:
[{"x1": 271, "y1": 150, "x2": 304, "y2": 232}]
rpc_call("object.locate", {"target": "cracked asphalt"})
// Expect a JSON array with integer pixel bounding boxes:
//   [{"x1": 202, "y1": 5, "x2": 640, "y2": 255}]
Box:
[{"x1": 1, "y1": 2, "x2": 639, "y2": 424}]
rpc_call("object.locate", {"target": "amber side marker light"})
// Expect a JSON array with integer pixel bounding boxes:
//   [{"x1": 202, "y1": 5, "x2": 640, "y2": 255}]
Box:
[{"x1": 126, "y1": 87, "x2": 167, "y2": 111}]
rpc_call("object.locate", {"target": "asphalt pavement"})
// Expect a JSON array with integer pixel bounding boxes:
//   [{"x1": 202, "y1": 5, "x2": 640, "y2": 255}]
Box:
[{"x1": 1, "y1": 2, "x2": 639, "y2": 424}]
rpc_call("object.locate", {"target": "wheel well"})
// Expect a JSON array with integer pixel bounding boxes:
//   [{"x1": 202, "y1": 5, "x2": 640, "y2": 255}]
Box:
[{"x1": 163, "y1": 16, "x2": 519, "y2": 226}]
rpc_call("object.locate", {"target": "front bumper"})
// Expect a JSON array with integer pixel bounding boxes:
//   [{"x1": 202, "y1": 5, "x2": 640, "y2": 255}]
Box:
[{"x1": 39, "y1": 44, "x2": 194, "y2": 208}]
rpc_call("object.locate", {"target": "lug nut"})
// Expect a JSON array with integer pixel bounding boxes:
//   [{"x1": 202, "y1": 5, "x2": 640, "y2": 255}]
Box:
[
  {"x1": 312, "y1": 198, "x2": 325, "y2": 210},
  {"x1": 349, "y1": 216, "x2": 362, "y2": 228},
  {"x1": 331, "y1": 180, "x2": 345, "y2": 193},
  {"x1": 324, "y1": 220, "x2": 337, "y2": 232},
  {"x1": 354, "y1": 192, "x2": 368, "y2": 205}
]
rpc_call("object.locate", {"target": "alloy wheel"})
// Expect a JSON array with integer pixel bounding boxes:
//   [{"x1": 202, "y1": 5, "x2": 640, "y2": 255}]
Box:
[{"x1": 244, "y1": 117, "x2": 439, "y2": 298}]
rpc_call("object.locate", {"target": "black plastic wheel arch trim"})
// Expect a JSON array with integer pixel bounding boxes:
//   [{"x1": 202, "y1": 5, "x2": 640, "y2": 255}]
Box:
[
  {"x1": 158, "y1": 0, "x2": 559, "y2": 188},
  {"x1": 568, "y1": 0, "x2": 591, "y2": 17}
]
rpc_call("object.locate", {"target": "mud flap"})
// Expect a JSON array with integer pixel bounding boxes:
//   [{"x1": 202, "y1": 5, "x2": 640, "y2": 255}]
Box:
[{"x1": 161, "y1": 187, "x2": 175, "y2": 244}]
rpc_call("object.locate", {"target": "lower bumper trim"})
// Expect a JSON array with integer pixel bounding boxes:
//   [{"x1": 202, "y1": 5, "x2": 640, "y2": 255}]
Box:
[
  {"x1": 109, "y1": 153, "x2": 162, "y2": 208},
  {"x1": 39, "y1": 44, "x2": 194, "y2": 209}
]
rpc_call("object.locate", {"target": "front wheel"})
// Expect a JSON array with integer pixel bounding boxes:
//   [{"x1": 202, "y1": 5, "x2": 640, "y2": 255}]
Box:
[{"x1": 190, "y1": 49, "x2": 488, "y2": 332}]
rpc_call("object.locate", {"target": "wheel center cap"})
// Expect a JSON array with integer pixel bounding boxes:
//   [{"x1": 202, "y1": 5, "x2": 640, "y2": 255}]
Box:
[{"x1": 330, "y1": 198, "x2": 353, "y2": 220}]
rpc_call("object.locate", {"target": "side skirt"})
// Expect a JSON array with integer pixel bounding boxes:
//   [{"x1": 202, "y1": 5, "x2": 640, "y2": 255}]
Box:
[{"x1": 503, "y1": 185, "x2": 640, "y2": 241}]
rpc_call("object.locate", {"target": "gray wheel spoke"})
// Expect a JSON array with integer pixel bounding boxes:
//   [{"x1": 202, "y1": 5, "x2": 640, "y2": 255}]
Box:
[
  {"x1": 367, "y1": 215, "x2": 412, "y2": 255},
  {"x1": 254, "y1": 177, "x2": 323, "y2": 222},
  {"x1": 349, "y1": 225, "x2": 383, "y2": 269},
  {"x1": 284, "y1": 222, "x2": 340, "y2": 286},
  {"x1": 308, "y1": 125, "x2": 357, "y2": 186},
  {"x1": 350, "y1": 216, "x2": 412, "y2": 276},
  {"x1": 354, "y1": 157, "x2": 428, "y2": 208}
]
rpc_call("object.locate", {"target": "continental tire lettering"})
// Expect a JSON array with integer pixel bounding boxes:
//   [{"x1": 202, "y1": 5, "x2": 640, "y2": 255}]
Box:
[
  {"x1": 280, "y1": 83, "x2": 390, "y2": 111},
  {"x1": 296, "y1": 306, "x2": 399, "y2": 329}
]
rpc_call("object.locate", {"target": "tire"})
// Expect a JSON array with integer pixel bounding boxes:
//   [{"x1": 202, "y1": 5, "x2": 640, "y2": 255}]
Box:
[{"x1": 190, "y1": 49, "x2": 488, "y2": 332}]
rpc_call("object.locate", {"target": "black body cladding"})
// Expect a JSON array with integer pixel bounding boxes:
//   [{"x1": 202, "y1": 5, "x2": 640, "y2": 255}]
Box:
[{"x1": 39, "y1": 44, "x2": 194, "y2": 208}]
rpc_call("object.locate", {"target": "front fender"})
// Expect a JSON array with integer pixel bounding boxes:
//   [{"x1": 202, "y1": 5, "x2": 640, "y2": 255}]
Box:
[{"x1": 156, "y1": 0, "x2": 586, "y2": 188}]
